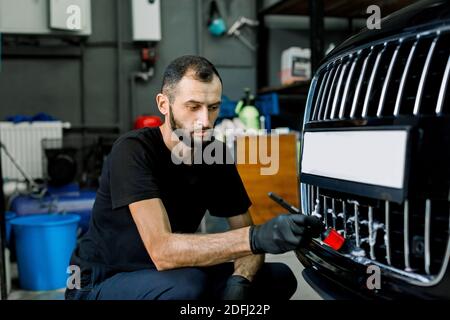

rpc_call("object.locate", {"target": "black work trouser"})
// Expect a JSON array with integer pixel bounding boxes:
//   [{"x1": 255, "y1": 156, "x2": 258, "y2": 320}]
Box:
[{"x1": 65, "y1": 262, "x2": 297, "y2": 300}]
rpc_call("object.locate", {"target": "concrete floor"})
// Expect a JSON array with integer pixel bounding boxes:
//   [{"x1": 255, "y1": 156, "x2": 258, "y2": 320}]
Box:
[
  {"x1": 6, "y1": 259, "x2": 65, "y2": 300},
  {"x1": 266, "y1": 251, "x2": 322, "y2": 300}
]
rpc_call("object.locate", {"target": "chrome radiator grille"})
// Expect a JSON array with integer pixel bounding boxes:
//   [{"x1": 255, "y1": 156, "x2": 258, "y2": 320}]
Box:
[
  {"x1": 308, "y1": 28, "x2": 450, "y2": 122},
  {"x1": 300, "y1": 25, "x2": 450, "y2": 283},
  {"x1": 302, "y1": 184, "x2": 450, "y2": 280}
]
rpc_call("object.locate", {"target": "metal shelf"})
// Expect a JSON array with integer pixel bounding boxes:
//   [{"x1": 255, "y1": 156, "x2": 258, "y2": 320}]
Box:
[
  {"x1": 258, "y1": 80, "x2": 311, "y2": 95},
  {"x1": 256, "y1": 0, "x2": 417, "y2": 89},
  {"x1": 259, "y1": 0, "x2": 416, "y2": 18}
]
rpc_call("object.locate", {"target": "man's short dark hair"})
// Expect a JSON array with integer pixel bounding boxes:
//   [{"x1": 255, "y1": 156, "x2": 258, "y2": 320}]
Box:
[{"x1": 161, "y1": 55, "x2": 223, "y2": 103}]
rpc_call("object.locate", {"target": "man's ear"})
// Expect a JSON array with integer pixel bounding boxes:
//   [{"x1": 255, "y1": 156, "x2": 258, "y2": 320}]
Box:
[{"x1": 156, "y1": 93, "x2": 170, "y2": 115}]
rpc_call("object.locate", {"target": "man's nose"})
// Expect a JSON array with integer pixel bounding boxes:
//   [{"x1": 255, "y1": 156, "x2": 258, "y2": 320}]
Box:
[{"x1": 197, "y1": 107, "x2": 211, "y2": 128}]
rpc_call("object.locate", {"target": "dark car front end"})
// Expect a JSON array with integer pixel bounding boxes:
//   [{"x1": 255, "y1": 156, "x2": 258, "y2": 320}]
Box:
[{"x1": 297, "y1": 0, "x2": 450, "y2": 299}]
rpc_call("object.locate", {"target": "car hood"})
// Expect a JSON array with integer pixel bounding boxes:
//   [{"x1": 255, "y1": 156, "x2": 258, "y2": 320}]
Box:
[{"x1": 325, "y1": 0, "x2": 450, "y2": 62}]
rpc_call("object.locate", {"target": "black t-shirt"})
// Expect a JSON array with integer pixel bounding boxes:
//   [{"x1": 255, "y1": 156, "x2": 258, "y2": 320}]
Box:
[{"x1": 70, "y1": 127, "x2": 251, "y2": 283}]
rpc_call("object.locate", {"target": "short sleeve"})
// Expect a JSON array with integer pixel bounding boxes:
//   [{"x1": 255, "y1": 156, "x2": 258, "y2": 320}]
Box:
[
  {"x1": 109, "y1": 138, "x2": 161, "y2": 209},
  {"x1": 207, "y1": 163, "x2": 252, "y2": 218}
]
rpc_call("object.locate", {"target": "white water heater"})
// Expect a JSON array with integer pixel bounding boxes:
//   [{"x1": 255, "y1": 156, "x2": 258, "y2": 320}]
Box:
[
  {"x1": 0, "y1": 0, "x2": 91, "y2": 36},
  {"x1": 131, "y1": 0, "x2": 161, "y2": 42}
]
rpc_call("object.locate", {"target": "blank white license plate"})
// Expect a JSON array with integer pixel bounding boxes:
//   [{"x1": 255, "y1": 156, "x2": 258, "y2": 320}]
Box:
[{"x1": 301, "y1": 130, "x2": 408, "y2": 189}]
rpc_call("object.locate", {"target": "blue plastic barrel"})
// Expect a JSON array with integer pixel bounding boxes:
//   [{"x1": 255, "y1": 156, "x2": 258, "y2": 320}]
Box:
[
  {"x1": 10, "y1": 190, "x2": 96, "y2": 235},
  {"x1": 5, "y1": 211, "x2": 16, "y2": 246},
  {"x1": 10, "y1": 214, "x2": 80, "y2": 291}
]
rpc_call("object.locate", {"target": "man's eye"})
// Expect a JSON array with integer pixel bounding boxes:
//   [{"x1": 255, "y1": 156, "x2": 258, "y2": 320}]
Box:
[
  {"x1": 189, "y1": 105, "x2": 200, "y2": 111},
  {"x1": 208, "y1": 105, "x2": 219, "y2": 111}
]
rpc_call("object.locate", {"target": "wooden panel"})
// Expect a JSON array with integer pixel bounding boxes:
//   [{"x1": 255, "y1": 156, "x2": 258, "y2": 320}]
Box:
[{"x1": 236, "y1": 133, "x2": 299, "y2": 225}]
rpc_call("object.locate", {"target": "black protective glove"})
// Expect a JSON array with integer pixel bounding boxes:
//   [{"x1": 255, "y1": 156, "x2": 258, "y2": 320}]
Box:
[
  {"x1": 221, "y1": 275, "x2": 252, "y2": 300},
  {"x1": 249, "y1": 214, "x2": 323, "y2": 254}
]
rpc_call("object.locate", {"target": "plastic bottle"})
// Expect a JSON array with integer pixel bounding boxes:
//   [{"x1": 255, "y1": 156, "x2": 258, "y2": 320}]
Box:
[
  {"x1": 235, "y1": 88, "x2": 260, "y2": 130},
  {"x1": 281, "y1": 47, "x2": 311, "y2": 84}
]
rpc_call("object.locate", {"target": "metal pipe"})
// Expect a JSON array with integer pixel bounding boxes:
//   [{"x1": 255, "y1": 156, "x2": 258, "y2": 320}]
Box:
[
  {"x1": 80, "y1": 42, "x2": 86, "y2": 130},
  {"x1": 116, "y1": 0, "x2": 124, "y2": 132},
  {"x1": 0, "y1": 150, "x2": 7, "y2": 300},
  {"x1": 309, "y1": 0, "x2": 324, "y2": 73}
]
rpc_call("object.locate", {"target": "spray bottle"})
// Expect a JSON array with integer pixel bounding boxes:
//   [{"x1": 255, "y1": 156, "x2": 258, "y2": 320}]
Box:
[{"x1": 235, "y1": 88, "x2": 260, "y2": 130}]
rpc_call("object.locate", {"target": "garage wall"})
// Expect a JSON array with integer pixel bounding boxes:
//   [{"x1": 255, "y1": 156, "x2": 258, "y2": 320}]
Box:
[
  {"x1": 267, "y1": 26, "x2": 351, "y2": 87},
  {"x1": 0, "y1": 0, "x2": 257, "y2": 133}
]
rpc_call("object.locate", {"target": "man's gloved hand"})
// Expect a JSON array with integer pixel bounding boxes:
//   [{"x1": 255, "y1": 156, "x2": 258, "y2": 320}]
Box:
[
  {"x1": 221, "y1": 275, "x2": 252, "y2": 300},
  {"x1": 249, "y1": 214, "x2": 323, "y2": 254}
]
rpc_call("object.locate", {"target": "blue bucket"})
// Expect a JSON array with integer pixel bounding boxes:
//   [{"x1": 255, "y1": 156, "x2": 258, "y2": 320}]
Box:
[
  {"x1": 10, "y1": 214, "x2": 80, "y2": 291},
  {"x1": 5, "y1": 211, "x2": 16, "y2": 246}
]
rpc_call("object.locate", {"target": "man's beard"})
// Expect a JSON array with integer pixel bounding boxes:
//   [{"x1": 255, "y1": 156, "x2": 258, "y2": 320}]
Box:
[
  {"x1": 169, "y1": 105, "x2": 185, "y2": 133},
  {"x1": 169, "y1": 105, "x2": 214, "y2": 146}
]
